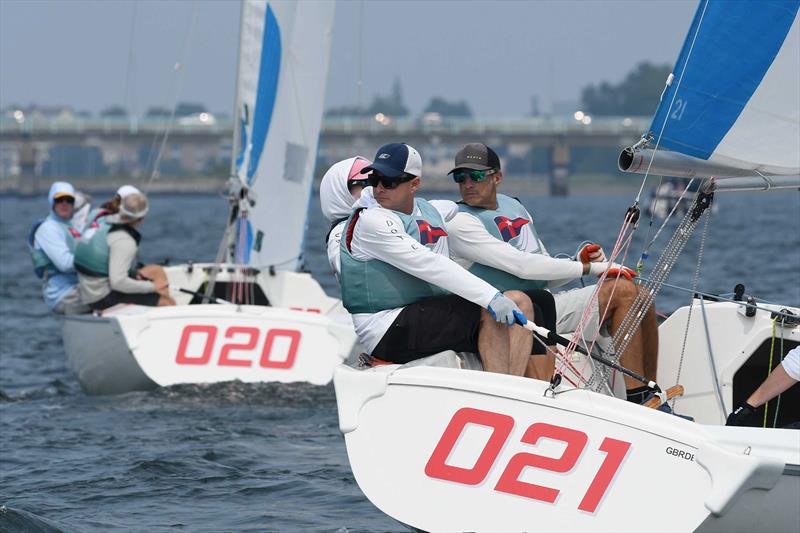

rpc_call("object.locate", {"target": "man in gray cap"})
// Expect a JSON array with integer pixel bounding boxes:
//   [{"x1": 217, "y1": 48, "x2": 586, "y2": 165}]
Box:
[{"x1": 446, "y1": 143, "x2": 659, "y2": 402}]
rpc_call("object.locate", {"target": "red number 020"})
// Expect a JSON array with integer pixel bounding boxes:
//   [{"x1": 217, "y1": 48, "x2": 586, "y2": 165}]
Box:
[
  {"x1": 424, "y1": 407, "x2": 631, "y2": 513},
  {"x1": 175, "y1": 325, "x2": 301, "y2": 369}
]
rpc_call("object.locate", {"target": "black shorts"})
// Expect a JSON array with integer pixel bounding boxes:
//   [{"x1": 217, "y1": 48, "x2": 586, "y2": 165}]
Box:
[
  {"x1": 524, "y1": 289, "x2": 557, "y2": 355},
  {"x1": 90, "y1": 290, "x2": 161, "y2": 311},
  {"x1": 371, "y1": 294, "x2": 483, "y2": 364}
]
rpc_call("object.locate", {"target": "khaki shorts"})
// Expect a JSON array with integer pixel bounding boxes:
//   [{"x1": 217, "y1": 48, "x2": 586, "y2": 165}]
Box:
[{"x1": 553, "y1": 285, "x2": 610, "y2": 351}]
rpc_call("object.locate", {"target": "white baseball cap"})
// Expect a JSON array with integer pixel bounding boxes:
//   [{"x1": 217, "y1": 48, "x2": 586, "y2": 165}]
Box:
[{"x1": 116, "y1": 185, "x2": 142, "y2": 199}]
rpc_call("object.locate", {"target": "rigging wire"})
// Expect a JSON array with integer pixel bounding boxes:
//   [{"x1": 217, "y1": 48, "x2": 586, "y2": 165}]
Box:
[
  {"x1": 145, "y1": 1, "x2": 199, "y2": 193},
  {"x1": 773, "y1": 326, "x2": 785, "y2": 428},
  {"x1": 633, "y1": 0, "x2": 710, "y2": 205},
  {"x1": 119, "y1": 2, "x2": 138, "y2": 151},
  {"x1": 562, "y1": 0, "x2": 713, "y2": 381},
  {"x1": 763, "y1": 318, "x2": 778, "y2": 427}
]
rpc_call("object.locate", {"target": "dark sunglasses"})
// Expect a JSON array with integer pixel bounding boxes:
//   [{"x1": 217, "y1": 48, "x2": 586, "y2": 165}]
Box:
[
  {"x1": 54, "y1": 196, "x2": 75, "y2": 205},
  {"x1": 368, "y1": 173, "x2": 415, "y2": 190},
  {"x1": 452, "y1": 168, "x2": 496, "y2": 184}
]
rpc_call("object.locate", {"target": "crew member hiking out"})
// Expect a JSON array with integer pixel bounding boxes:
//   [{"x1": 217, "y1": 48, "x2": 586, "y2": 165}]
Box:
[
  {"x1": 445, "y1": 143, "x2": 658, "y2": 401},
  {"x1": 27, "y1": 181, "x2": 90, "y2": 315},
  {"x1": 339, "y1": 142, "x2": 536, "y2": 376},
  {"x1": 319, "y1": 156, "x2": 372, "y2": 279},
  {"x1": 75, "y1": 191, "x2": 175, "y2": 311}
]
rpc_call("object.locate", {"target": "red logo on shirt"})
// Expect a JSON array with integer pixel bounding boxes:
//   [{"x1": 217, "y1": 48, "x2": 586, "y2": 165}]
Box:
[
  {"x1": 417, "y1": 220, "x2": 448, "y2": 245},
  {"x1": 494, "y1": 216, "x2": 529, "y2": 242}
]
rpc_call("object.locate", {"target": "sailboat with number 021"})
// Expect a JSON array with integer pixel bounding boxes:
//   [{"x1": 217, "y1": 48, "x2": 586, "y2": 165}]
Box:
[
  {"x1": 333, "y1": 1, "x2": 800, "y2": 530},
  {"x1": 63, "y1": 0, "x2": 357, "y2": 396}
]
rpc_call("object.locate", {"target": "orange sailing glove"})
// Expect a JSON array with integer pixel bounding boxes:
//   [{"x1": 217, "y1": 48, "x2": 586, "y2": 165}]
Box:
[
  {"x1": 604, "y1": 266, "x2": 637, "y2": 282},
  {"x1": 579, "y1": 243, "x2": 606, "y2": 263}
]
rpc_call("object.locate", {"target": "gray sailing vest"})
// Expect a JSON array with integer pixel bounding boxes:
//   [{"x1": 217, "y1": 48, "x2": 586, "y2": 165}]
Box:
[
  {"x1": 340, "y1": 199, "x2": 449, "y2": 314},
  {"x1": 457, "y1": 194, "x2": 548, "y2": 291}
]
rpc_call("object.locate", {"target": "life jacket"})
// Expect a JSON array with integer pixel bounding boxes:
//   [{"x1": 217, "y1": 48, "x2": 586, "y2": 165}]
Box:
[
  {"x1": 74, "y1": 223, "x2": 141, "y2": 277},
  {"x1": 339, "y1": 199, "x2": 449, "y2": 314},
  {"x1": 456, "y1": 194, "x2": 548, "y2": 291},
  {"x1": 27, "y1": 218, "x2": 81, "y2": 279}
]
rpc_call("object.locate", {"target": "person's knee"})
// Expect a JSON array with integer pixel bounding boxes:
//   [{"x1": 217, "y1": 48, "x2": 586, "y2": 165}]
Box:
[
  {"x1": 504, "y1": 290, "x2": 534, "y2": 314},
  {"x1": 602, "y1": 279, "x2": 638, "y2": 306}
]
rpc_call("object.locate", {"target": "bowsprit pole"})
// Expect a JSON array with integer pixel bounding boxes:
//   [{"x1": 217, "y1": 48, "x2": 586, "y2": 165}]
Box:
[{"x1": 514, "y1": 313, "x2": 661, "y2": 392}]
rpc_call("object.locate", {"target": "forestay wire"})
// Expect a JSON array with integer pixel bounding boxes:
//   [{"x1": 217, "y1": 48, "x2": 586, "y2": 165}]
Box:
[{"x1": 563, "y1": 0, "x2": 712, "y2": 392}]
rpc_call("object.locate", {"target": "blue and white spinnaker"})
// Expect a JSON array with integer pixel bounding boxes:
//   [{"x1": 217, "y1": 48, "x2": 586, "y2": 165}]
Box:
[{"x1": 620, "y1": 0, "x2": 800, "y2": 190}]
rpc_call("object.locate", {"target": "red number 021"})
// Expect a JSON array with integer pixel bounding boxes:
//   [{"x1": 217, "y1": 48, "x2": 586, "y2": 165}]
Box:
[{"x1": 425, "y1": 407, "x2": 631, "y2": 513}]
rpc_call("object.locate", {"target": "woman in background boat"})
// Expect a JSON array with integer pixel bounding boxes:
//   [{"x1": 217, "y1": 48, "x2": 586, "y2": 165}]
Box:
[
  {"x1": 85, "y1": 184, "x2": 142, "y2": 229},
  {"x1": 319, "y1": 156, "x2": 372, "y2": 278},
  {"x1": 74, "y1": 191, "x2": 175, "y2": 311},
  {"x1": 27, "y1": 181, "x2": 90, "y2": 315}
]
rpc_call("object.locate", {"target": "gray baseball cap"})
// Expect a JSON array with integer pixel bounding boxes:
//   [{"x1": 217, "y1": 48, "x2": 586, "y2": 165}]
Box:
[{"x1": 448, "y1": 143, "x2": 501, "y2": 174}]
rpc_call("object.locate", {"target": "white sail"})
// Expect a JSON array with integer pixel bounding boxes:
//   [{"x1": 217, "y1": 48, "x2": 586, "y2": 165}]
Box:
[
  {"x1": 233, "y1": 0, "x2": 335, "y2": 270},
  {"x1": 620, "y1": 0, "x2": 800, "y2": 183}
]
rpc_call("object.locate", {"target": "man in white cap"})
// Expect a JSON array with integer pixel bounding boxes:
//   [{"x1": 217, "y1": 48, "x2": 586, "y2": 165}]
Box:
[
  {"x1": 27, "y1": 181, "x2": 90, "y2": 314},
  {"x1": 319, "y1": 156, "x2": 372, "y2": 278},
  {"x1": 338, "y1": 142, "x2": 536, "y2": 376},
  {"x1": 75, "y1": 191, "x2": 175, "y2": 311}
]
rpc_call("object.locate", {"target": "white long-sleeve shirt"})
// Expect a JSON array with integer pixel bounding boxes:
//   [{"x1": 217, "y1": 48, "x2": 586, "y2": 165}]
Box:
[
  {"x1": 347, "y1": 200, "x2": 499, "y2": 353},
  {"x1": 448, "y1": 210, "x2": 585, "y2": 289}
]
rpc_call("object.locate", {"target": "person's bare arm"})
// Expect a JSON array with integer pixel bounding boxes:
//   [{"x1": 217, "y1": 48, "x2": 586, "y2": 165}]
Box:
[{"x1": 746, "y1": 365, "x2": 797, "y2": 408}]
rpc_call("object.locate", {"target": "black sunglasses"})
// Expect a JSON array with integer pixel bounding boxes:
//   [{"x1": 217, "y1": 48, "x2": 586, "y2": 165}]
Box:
[
  {"x1": 452, "y1": 168, "x2": 497, "y2": 184},
  {"x1": 54, "y1": 196, "x2": 75, "y2": 205},
  {"x1": 368, "y1": 173, "x2": 416, "y2": 190}
]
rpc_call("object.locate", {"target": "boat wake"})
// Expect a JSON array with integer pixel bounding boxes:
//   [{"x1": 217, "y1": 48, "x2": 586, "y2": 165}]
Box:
[{"x1": 149, "y1": 380, "x2": 336, "y2": 407}]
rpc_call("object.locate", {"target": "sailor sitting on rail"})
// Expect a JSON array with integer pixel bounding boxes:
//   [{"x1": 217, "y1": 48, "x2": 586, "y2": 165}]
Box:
[
  {"x1": 338, "y1": 142, "x2": 537, "y2": 376},
  {"x1": 320, "y1": 156, "x2": 372, "y2": 279},
  {"x1": 445, "y1": 143, "x2": 659, "y2": 402},
  {"x1": 27, "y1": 182, "x2": 90, "y2": 315},
  {"x1": 727, "y1": 345, "x2": 799, "y2": 428},
  {"x1": 75, "y1": 191, "x2": 175, "y2": 311},
  {"x1": 85, "y1": 184, "x2": 142, "y2": 229}
]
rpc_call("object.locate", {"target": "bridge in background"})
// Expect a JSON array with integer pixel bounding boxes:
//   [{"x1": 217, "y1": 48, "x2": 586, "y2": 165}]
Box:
[{"x1": 0, "y1": 115, "x2": 649, "y2": 195}]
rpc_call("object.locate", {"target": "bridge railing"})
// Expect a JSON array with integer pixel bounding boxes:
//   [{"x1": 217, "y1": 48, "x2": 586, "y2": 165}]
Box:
[{"x1": 0, "y1": 115, "x2": 650, "y2": 137}]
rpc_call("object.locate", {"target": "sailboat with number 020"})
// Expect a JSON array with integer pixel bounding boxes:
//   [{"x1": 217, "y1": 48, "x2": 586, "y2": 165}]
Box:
[{"x1": 63, "y1": 0, "x2": 357, "y2": 395}]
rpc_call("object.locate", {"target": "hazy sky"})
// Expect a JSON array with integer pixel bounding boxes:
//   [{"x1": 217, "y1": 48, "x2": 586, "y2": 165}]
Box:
[{"x1": 0, "y1": 0, "x2": 697, "y2": 117}]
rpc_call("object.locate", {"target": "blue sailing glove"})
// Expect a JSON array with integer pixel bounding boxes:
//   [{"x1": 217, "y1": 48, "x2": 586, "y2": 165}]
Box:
[{"x1": 487, "y1": 292, "x2": 526, "y2": 327}]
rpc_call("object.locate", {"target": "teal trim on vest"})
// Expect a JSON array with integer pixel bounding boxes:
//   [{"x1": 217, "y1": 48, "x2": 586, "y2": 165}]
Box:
[
  {"x1": 340, "y1": 199, "x2": 448, "y2": 314},
  {"x1": 457, "y1": 194, "x2": 547, "y2": 291},
  {"x1": 28, "y1": 218, "x2": 77, "y2": 279},
  {"x1": 74, "y1": 224, "x2": 113, "y2": 277}
]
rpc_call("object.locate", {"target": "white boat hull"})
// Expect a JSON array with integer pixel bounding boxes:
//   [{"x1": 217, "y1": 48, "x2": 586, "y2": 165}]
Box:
[
  {"x1": 334, "y1": 298, "x2": 800, "y2": 531},
  {"x1": 334, "y1": 362, "x2": 799, "y2": 532},
  {"x1": 63, "y1": 264, "x2": 357, "y2": 395}
]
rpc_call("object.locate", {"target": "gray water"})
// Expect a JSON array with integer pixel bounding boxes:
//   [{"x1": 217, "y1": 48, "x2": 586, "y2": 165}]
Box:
[{"x1": 1, "y1": 189, "x2": 799, "y2": 532}]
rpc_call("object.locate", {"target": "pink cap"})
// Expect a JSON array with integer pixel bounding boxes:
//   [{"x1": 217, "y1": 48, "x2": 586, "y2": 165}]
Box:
[{"x1": 348, "y1": 157, "x2": 372, "y2": 181}]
